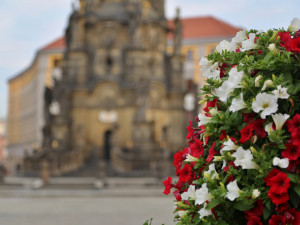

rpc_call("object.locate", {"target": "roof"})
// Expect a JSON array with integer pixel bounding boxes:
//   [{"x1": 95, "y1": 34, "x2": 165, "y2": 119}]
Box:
[
  {"x1": 41, "y1": 37, "x2": 65, "y2": 50},
  {"x1": 40, "y1": 16, "x2": 241, "y2": 51},
  {"x1": 168, "y1": 16, "x2": 241, "y2": 40}
]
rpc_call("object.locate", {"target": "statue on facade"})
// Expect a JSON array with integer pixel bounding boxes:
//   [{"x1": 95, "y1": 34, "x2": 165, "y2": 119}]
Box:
[{"x1": 173, "y1": 8, "x2": 182, "y2": 55}]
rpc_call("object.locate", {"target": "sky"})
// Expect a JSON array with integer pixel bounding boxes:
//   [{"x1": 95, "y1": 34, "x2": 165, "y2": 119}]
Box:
[{"x1": 0, "y1": 0, "x2": 299, "y2": 119}]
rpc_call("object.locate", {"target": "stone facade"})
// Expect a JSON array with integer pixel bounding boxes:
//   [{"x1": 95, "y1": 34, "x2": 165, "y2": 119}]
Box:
[{"x1": 25, "y1": 0, "x2": 186, "y2": 175}]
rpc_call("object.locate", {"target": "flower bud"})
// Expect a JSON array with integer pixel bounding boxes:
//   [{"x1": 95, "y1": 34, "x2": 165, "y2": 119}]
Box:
[
  {"x1": 255, "y1": 75, "x2": 263, "y2": 87},
  {"x1": 268, "y1": 43, "x2": 277, "y2": 55},
  {"x1": 252, "y1": 189, "x2": 261, "y2": 199},
  {"x1": 262, "y1": 80, "x2": 273, "y2": 90},
  {"x1": 210, "y1": 108, "x2": 219, "y2": 116}
]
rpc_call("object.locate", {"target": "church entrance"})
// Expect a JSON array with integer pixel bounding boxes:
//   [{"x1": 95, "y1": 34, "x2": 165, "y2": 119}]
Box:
[{"x1": 104, "y1": 129, "x2": 112, "y2": 162}]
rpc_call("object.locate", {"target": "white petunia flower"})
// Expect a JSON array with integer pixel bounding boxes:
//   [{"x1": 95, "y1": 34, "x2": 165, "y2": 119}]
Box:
[
  {"x1": 232, "y1": 30, "x2": 247, "y2": 44},
  {"x1": 227, "y1": 67, "x2": 244, "y2": 89},
  {"x1": 273, "y1": 157, "x2": 289, "y2": 169},
  {"x1": 198, "y1": 202, "x2": 212, "y2": 219},
  {"x1": 226, "y1": 180, "x2": 241, "y2": 201},
  {"x1": 252, "y1": 93, "x2": 278, "y2": 119},
  {"x1": 215, "y1": 67, "x2": 244, "y2": 102},
  {"x1": 265, "y1": 122, "x2": 275, "y2": 136},
  {"x1": 204, "y1": 163, "x2": 219, "y2": 180},
  {"x1": 220, "y1": 138, "x2": 238, "y2": 155},
  {"x1": 272, "y1": 85, "x2": 289, "y2": 99},
  {"x1": 202, "y1": 62, "x2": 221, "y2": 80},
  {"x1": 215, "y1": 81, "x2": 233, "y2": 102},
  {"x1": 241, "y1": 33, "x2": 257, "y2": 51},
  {"x1": 185, "y1": 154, "x2": 199, "y2": 162},
  {"x1": 195, "y1": 183, "x2": 212, "y2": 205},
  {"x1": 289, "y1": 18, "x2": 300, "y2": 32},
  {"x1": 252, "y1": 189, "x2": 261, "y2": 199},
  {"x1": 181, "y1": 185, "x2": 197, "y2": 201},
  {"x1": 216, "y1": 40, "x2": 235, "y2": 53},
  {"x1": 262, "y1": 80, "x2": 274, "y2": 91},
  {"x1": 255, "y1": 75, "x2": 263, "y2": 87},
  {"x1": 198, "y1": 113, "x2": 212, "y2": 127},
  {"x1": 232, "y1": 147, "x2": 258, "y2": 169},
  {"x1": 229, "y1": 93, "x2": 247, "y2": 112},
  {"x1": 271, "y1": 113, "x2": 290, "y2": 130}
]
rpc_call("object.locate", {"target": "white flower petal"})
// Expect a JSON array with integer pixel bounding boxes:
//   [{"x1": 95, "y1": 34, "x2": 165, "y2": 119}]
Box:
[
  {"x1": 252, "y1": 93, "x2": 278, "y2": 119},
  {"x1": 226, "y1": 180, "x2": 241, "y2": 201},
  {"x1": 271, "y1": 113, "x2": 290, "y2": 130}
]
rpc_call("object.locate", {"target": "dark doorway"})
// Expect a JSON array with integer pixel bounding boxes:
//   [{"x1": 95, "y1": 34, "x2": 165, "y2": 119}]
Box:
[{"x1": 104, "y1": 130, "x2": 112, "y2": 161}]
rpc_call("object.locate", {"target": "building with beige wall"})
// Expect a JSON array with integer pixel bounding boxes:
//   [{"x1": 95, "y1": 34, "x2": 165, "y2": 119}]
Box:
[{"x1": 6, "y1": 38, "x2": 64, "y2": 169}]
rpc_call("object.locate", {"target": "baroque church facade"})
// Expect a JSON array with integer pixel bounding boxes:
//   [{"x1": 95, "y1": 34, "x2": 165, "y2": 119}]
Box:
[{"x1": 24, "y1": 0, "x2": 186, "y2": 175}]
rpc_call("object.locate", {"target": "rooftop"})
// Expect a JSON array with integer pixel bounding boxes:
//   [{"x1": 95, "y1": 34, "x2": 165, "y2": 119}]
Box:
[{"x1": 40, "y1": 16, "x2": 241, "y2": 51}]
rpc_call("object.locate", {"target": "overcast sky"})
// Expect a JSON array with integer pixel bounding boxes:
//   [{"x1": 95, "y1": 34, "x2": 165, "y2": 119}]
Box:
[{"x1": 0, "y1": 0, "x2": 299, "y2": 119}]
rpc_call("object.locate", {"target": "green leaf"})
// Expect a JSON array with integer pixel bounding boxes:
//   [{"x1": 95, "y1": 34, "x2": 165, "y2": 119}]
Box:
[
  {"x1": 217, "y1": 221, "x2": 230, "y2": 225},
  {"x1": 206, "y1": 199, "x2": 223, "y2": 210},
  {"x1": 233, "y1": 201, "x2": 254, "y2": 211},
  {"x1": 294, "y1": 184, "x2": 300, "y2": 197},
  {"x1": 263, "y1": 207, "x2": 271, "y2": 220},
  {"x1": 290, "y1": 189, "x2": 300, "y2": 208},
  {"x1": 287, "y1": 173, "x2": 300, "y2": 184}
]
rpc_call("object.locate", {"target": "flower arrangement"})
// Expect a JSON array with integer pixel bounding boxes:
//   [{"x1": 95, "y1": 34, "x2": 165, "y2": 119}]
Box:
[{"x1": 163, "y1": 18, "x2": 300, "y2": 225}]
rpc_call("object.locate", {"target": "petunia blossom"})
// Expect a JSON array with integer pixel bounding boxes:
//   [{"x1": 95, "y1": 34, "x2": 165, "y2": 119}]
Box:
[
  {"x1": 229, "y1": 93, "x2": 247, "y2": 112},
  {"x1": 252, "y1": 93, "x2": 278, "y2": 119},
  {"x1": 195, "y1": 183, "x2": 212, "y2": 205},
  {"x1": 198, "y1": 202, "x2": 212, "y2": 219},
  {"x1": 220, "y1": 138, "x2": 238, "y2": 155},
  {"x1": 271, "y1": 113, "x2": 290, "y2": 130},
  {"x1": 273, "y1": 157, "x2": 289, "y2": 169},
  {"x1": 272, "y1": 85, "x2": 289, "y2": 99},
  {"x1": 198, "y1": 113, "x2": 212, "y2": 127},
  {"x1": 181, "y1": 185, "x2": 196, "y2": 201},
  {"x1": 226, "y1": 180, "x2": 241, "y2": 201},
  {"x1": 232, "y1": 147, "x2": 258, "y2": 169}
]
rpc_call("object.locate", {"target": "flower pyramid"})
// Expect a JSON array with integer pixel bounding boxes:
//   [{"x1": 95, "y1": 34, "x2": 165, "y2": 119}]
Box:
[{"x1": 163, "y1": 18, "x2": 300, "y2": 225}]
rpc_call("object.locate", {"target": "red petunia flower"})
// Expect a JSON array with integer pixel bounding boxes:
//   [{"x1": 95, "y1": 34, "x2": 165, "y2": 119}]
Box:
[
  {"x1": 284, "y1": 208, "x2": 300, "y2": 225},
  {"x1": 203, "y1": 99, "x2": 219, "y2": 113},
  {"x1": 265, "y1": 168, "x2": 281, "y2": 186},
  {"x1": 268, "y1": 191, "x2": 289, "y2": 205},
  {"x1": 276, "y1": 202, "x2": 289, "y2": 213},
  {"x1": 173, "y1": 150, "x2": 186, "y2": 170},
  {"x1": 186, "y1": 121, "x2": 194, "y2": 140},
  {"x1": 252, "y1": 119, "x2": 266, "y2": 138},
  {"x1": 286, "y1": 159, "x2": 300, "y2": 173},
  {"x1": 268, "y1": 172, "x2": 290, "y2": 194},
  {"x1": 268, "y1": 215, "x2": 286, "y2": 225},
  {"x1": 219, "y1": 130, "x2": 227, "y2": 141},
  {"x1": 286, "y1": 114, "x2": 300, "y2": 133},
  {"x1": 189, "y1": 139, "x2": 204, "y2": 158},
  {"x1": 173, "y1": 189, "x2": 182, "y2": 201},
  {"x1": 245, "y1": 200, "x2": 264, "y2": 220},
  {"x1": 239, "y1": 123, "x2": 254, "y2": 143},
  {"x1": 243, "y1": 112, "x2": 255, "y2": 123},
  {"x1": 290, "y1": 36, "x2": 300, "y2": 53},
  {"x1": 219, "y1": 63, "x2": 230, "y2": 78},
  {"x1": 178, "y1": 164, "x2": 193, "y2": 183},
  {"x1": 282, "y1": 143, "x2": 300, "y2": 161},
  {"x1": 206, "y1": 142, "x2": 216, "y2": 163},
  {"x1": 277, "y1": 31, "x2": 292, "y2": 51},
  {"x1": 246, "y1": 216, "x2": 263, "y2": 225},
  {"x1": 163, "y1": 176, "x2": 173, "y2": 195}
]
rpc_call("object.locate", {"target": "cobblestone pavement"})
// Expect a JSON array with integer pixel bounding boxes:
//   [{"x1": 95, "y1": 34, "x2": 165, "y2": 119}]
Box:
[{"x1": 0, "y1": 196, "x2": 174, "y2": 225}]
